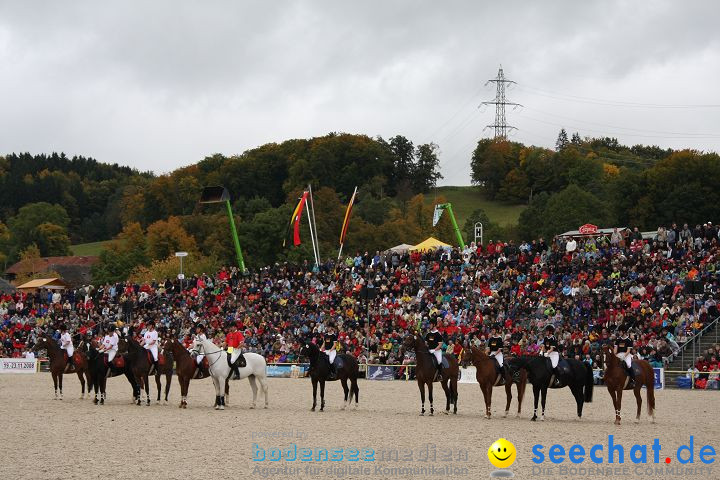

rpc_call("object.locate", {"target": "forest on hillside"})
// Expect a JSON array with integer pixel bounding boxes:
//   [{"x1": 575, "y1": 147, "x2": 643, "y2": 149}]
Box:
[{"x1": 2, "y1": 131, "x2": 719, "y2": 283}]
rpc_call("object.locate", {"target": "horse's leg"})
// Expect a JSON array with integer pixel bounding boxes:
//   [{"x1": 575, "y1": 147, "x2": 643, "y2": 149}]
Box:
[
  {"x1": 248, "y1": 375, "x2": 258, "y2": 409},
  {"x1": 51, "y1": 372, "x2": 58, "y2": 399},
  {"x1": 428, "y1": 382, "x2": 434, "y2": 416},
  {"x1": 100, "y1": 376, "x2": 106, "y2": 405},
  {"x1": 155, "y1": 372, "x2": 162, "y2": 402},
  {"x1": 311, "y1": 378, "x2": 318, "y2": 411},
  {"x1": 319, "y1": 380, "x2": 326, "y2": 412},
  {"x1": 504, "y1": 381, "x2": 512, "y2": 418},
  {"x1": 77, "y1": 371, "x2": 85, "y2": 399},
  {"x1": 85, "y1": 370, "x2": 92, "y2": 400},
  {"x1": 440, "y1": 378, "x2": 450, "y2": 414},
  {"x1": 483, "y1": 384, "x2": 492, "y2": 419},
  {"x1": 633, "y1": 385, "x2": 642, "y2": 423},
  {"x1": 340, "y1": 377, "x2": 349, "y2": 410},
  {"x1": 452, "y1": 378, "x2": 458, "y2": 415},
  {"x1": 540, "y1": 386, "x2": 548, "y2": 421},
  {"x1": 517, "y1": 380, "x2": 526, "y2": 416},
  {"x1": 259, "y1": 374, "x2": 269, "y2": 408},
  {"x1": 144, "y1": 374, "x2": 151, "y2": 405},
  {"x1": 351, "y1": 377, "x2": 359, "y2": 408},
  {"x1": 615, "y1": 388, "x2": 623, "y2": 425},
  {"x1": 418, "y1": 381, "x2": 426, "y2": 416},
  {"x1": 531, "y1": 384, "x2": 540, "y2": 421},
  {"x1": 164, "y1": 372, "x2": 172, "y2": 403},
  {"x1": 571, "y1": 385, "x2": 583, "y2": 418}
]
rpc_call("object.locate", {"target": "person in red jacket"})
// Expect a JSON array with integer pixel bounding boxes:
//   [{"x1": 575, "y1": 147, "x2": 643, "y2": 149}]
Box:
[{"x1": 226, "y1": 323, "x2": 246, "y2": 379}]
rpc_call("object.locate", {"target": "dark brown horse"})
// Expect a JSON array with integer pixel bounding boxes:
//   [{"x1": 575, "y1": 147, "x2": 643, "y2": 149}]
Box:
[
  {"x1": 117, "y1": 334, "x2": 161, "y2": 406},
  {"x1": 155, "y1": 341, "x2": 174, "y2": 403},
  {"x1": 461, "y1": 346, "x2": 527, "y2": 418},
  {"x1": 163, "y1": 337, "x2": 212, "y2": 408},
  {"x1": 33, "y1": 335, "x2": 90, "y2": 400},
  {"x1": 601, "y1": 344, "x2": 656, "y2": 425},
  {"x1": 299, "y1": 341, "x2": 360, "y2": 412},
  {"x1": 402, "y1": 334, "x2": 458, "y2": 416},
  {"x1": 86, "y1": 340, "x2": 137, "y2": 405}
]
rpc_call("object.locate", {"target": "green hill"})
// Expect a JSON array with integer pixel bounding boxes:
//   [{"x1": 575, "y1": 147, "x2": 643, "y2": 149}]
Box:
[
  {"x1": 70, "y1": 241, "x2": 113, "y2": 256},
  {"x1": 425, "y1": 186, "x2": 526, "y2": 227}
]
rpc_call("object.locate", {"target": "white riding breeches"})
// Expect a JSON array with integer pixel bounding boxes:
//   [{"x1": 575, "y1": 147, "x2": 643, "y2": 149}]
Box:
[
  {"x1": 63, "y1": 346, "x2": 74, "y2": 358},
  {"x1": 230, "y1": 349, "x2": 242, "y2": 364},
  {"x1": 196, "y1": 354, "x2": 205, "y2": 365},
  {"x1": 325, "y1": 349, "x2": 336, "y2": 365},
  {"x1": 617, "y1": 352, "x2": 632, "y2": 369},
  {"x1": 145, "y1": 345, "x2": 158, "y2": 361},
  {"x1": 491, "y1": 351, "x2": 504, "y2": 367},
  {"x1": 546, "y1": 351, "x2": 559, "y2": 368},
  {"x1": 430, "y1": 348, "x2": 443, "y2": 365},
  {"x1": 107, "y1": 350, "x2": 117, "y2": 362}
]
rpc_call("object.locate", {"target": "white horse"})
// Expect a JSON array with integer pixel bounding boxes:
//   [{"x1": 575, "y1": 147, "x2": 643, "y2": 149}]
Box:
[{"x1": 191, "y1": 338, "x2": 269, "y2": 410}]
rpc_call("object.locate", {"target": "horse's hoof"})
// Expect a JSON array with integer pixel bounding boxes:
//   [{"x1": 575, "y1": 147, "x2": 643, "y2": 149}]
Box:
[
  {"x1": 310, "y1": 407, "x2": 315, "y2": 412},
  {"x1": 264, "y1": 405, "x2": 268, "y2": 409},
  {"x1": 419, "y1": 412, "x2": 424, "y2": 416},
  {"x1": 634, "y1": 418, "x2": 640, "y2": 424},
  {"x1": 541, "y1": 416, "x2": 546, "y2": 422},
  {"x1": 429, "y1": 412, "x2": 434, "y2": 416},
  {"x1": 214, "y1": 406, "x2": 220, "y2": 410},
  {"x1": 531, "y1": 416, "x2": 537, "y2": 422},
  {"x1": 453, "y1": 411, "x2": 457, "y2": 415},
  {"x1": 219, "y1": 406, "x2": 225, "y2": 410}
]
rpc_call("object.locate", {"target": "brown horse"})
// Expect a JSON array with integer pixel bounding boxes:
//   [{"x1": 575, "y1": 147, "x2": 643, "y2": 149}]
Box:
[
  {"x1": 117, "y1": 334, "x2": 160, "y2": 406},
  {"x1": 155, "y1": 341, "x2": 174, "y2": 403},
  {"x1": 601, "y1": 344, "x2": 656, "y2": 425},
  {"x1": 33, "y1": 335, "x2": 90, "y2": 400},
  {"x1": 461, "y1": 346, "x2": 527, "y2": 418},
  {"x1": 402, "y1": 334, "x2": 459, "y2": 416},
  {"x1": 163, "y1": 337, "x2": 212, "y2": 408}
]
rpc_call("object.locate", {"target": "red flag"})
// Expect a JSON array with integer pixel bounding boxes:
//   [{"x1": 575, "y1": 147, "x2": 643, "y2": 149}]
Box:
[
  {"x1": 339, "y1": 187, "x2": 357, "y2": 246},
  {"x1": 283, "y1": 191, "x2": 309, "y2": 247}
]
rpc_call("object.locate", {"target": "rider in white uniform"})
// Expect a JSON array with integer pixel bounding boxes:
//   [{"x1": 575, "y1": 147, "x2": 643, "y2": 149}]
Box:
[
  {"x1": 614, "y1": 325, "x2": 634, "y2": 375},
  {"x1": 541, "y1": 324, "x2": 560, "y2": 375},
  {"x1": 142, "y1": 320, "x2": 159, "y2": 369},
  {"x1": 100, "y1": 325, "x2": 119, "y2": 362},
  {"x1": 486, "y1": 325, "x2": 504, "y2": 370},
  {"x1": 59, "y1": 324, "x2": 74, "y2": 366},
  {"x1": 194, "y1": 324, "x2": 207, "y2": 366}
]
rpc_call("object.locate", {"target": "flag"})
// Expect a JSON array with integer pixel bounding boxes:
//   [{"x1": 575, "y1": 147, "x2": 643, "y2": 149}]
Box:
[
  {"x1": 339, "y1": 187, "x2": 357, "y2": 246},
  {"x1": 283, "y1": 191, "x2": 308, "y2": 247},
  {"x1": 432, "y1": 204, "x2": 444, "y2": 227}
]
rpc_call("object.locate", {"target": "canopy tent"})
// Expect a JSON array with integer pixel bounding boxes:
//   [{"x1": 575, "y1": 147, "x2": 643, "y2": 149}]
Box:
[
  {"x1": 16, "y1": 278, "x2": 68, "y2": 291},
  {"x1": 409, "y1": 237, "x2": 451, "y2": 252},
  {"x1": 385, "y1": 243, "x2": 414, "y2": 254},
  {"x1": 557, "y1": 226, "x2": 629, "y2": 239}
]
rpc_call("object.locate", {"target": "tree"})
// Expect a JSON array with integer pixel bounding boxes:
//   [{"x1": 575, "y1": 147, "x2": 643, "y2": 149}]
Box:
[
  {"x1": 91, "y1": 222, "x2": 149, "y2": 284},
  {"x1": 534, "y1": 185, "x2": 614, "y2": 239},
  {"x1": 7, "y1": 202, "x2": 70, "y2": 252},
  {"x1": 556, "y1": 129, "x2": 569, "y2": 151},
  {"x1": 34, "y1": 222, "x2": 71, "y2": 256},
  {"x1": 146, "y1": 216, "x2": 198, "y2": 261},
  {"x1": 412, "y1": 143, "x2": 442, "y2": 193},
  {"x1": 497, "y1": 168, "x2": 530, "y2": 202},
  {"x1": 571, "y1": 132, "x2": 582, "y2": 145},
  {"x1": 386, "y1": 135, "x2": 416, "y2": 193}
]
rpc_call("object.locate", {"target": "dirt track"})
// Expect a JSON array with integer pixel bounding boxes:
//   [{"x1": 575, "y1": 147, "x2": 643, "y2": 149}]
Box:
[{"x1": 0, "y1": 373, "x2": 715, "y2": 480}]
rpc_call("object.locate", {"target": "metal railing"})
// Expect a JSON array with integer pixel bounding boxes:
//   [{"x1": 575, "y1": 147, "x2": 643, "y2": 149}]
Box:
[{"x1": 676, "y1": 316, "x2": 719, "y2": 369}]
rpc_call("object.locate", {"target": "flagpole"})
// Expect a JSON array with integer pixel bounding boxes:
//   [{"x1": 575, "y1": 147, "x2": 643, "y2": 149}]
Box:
[
  {"x1": 337, "y1": 186, "x2": 357, "y2": 264},
  {"x1": 308, "y1": 184, "x2": 320, "y2": 263},
  {"x1": 306, "y1": 191, "x2": 319, "y2": 267}
]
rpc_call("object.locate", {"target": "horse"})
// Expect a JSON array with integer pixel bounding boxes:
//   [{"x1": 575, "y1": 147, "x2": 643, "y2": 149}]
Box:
[
  {"x1": 191, "y1": 337, "x2": 269, "y2": 410},
  {"x1": 600, "y1": 344, "x2": 656, "y2": 425},
  {"x1": 299, "y1": 341, "x2": 360, "y2": 412},
  {"x1": 86, "y1": 340, "x2": 138, "y2": 405},
  {"x1": 155, "y1": 342, "x2": 174, "y2": 404},
  {"x1": 163, "y1": 337, "x2": 211, "y2": 408},
  {"x1": 33, "y1": 335, "x2": 90, "y2": 400},
  {"x1": 460, "y1": 346, "x2": 527, "y2": 418},
  {"x1": 117, "y1": 334, "x2": 155, "y2": 406},
  {"x1": 402, "y1": 334, "x2": 459, "y2": 416},
  {"x1": 506, "y1": 355, "x2": 593, "y2": 421}
]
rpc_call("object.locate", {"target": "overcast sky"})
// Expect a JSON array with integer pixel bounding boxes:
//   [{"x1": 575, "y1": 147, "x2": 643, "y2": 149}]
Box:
[{"x1": 1, "y1": 1, "x2": 719, "y2": 185}]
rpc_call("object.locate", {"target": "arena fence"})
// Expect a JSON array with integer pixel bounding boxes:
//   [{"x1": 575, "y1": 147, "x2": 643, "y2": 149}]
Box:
[{"x1": 18, "y1": 358, "x2": 717, "y2": 391}]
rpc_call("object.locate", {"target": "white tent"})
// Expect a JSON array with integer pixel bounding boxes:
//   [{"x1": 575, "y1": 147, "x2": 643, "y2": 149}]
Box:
[{"x1": 386, "y1": 243, "x2": 414, "y2": 253}]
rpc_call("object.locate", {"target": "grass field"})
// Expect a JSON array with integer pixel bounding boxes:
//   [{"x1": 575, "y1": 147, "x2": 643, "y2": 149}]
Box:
[
  {"x1": 69, "y1": 240, "x2": 112, "y2": 256},
  {"x1": 426, "y1": 186, "x2": 526, "y2": 227}
]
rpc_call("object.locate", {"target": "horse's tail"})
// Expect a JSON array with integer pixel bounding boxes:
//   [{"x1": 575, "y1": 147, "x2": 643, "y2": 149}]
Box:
[
  {"x1": 645, "y1": 363, "x2": 656, "y2": 417},
  {"x1": 583, "y1": 362, "x2": 594, "y2": 403}
]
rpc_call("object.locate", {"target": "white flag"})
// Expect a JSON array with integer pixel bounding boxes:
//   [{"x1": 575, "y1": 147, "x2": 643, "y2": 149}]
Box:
[{"x1": 432, "y1": 205, "x2": 444, "y2": 227}]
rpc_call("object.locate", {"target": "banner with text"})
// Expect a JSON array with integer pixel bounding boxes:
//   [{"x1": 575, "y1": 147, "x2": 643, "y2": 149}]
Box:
[{"x1": 0, "y1": 358, "x2": 37, "y2": 374}]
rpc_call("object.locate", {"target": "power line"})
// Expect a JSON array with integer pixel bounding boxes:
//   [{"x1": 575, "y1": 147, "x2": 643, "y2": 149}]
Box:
[{"x1": 481, "y1": 66, "x2": 522, "y2": 139}]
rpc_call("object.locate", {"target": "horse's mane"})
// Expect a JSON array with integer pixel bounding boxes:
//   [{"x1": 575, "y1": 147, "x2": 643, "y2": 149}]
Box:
[{"x1": 413, "y1": 335, "x2": 430, "y2": 354}]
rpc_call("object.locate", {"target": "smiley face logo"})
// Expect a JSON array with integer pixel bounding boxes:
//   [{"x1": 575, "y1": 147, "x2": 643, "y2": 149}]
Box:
[{"x1": 488, "y1": 438, "x2": 516, "y2": 469}]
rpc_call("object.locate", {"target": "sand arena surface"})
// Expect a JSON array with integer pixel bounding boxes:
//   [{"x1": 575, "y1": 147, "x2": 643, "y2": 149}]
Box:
[{"x1": 1, "y1": 373, "x2": 716, "y2": 480}]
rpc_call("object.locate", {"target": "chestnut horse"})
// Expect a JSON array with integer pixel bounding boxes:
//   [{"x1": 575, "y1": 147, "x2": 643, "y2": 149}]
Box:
[
  {"x1": 154, "y1": 343, "x2": 173, "y2": 404},
  {"x1": 163, "y1": 337, "x2": 211, "y2": 408},
  {"x1": 33, "y1": 335, "x2": 90, "y2": 400},
  {"x1": 402, "y1": 334, "x2": 459, "y2": 416},
  {"x1": 601, "y1": 344, "x2": 656, "y2": 425},
  {"x1": 461, "y1": 346, "x2": 527, "y2": 418}
]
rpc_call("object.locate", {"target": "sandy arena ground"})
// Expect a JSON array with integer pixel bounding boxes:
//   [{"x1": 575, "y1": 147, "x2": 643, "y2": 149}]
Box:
[{"x1": 1, "y1": 373, "x2": 716, "y2": 480}]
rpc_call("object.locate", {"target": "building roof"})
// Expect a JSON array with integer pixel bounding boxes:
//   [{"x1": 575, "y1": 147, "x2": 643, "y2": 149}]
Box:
[
  {"x1": 5, "y1": 256, "x2": 98, "y2": 275},
  {"x1": 16, "y1": 278, "x2": 69, "y2": 290}
]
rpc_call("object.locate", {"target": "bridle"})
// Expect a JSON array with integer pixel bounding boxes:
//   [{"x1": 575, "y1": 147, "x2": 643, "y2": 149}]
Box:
[{"x1": 190, "y1": 341, "x2": 224, "y2": 367}]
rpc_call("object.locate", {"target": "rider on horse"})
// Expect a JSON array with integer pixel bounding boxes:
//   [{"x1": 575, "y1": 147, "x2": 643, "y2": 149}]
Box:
[
  {"x1": 614, "y1": 325, "x2": 635, "y2": 379},
  {"x1": 541, "y1": 324, "x2": 560, "y2": 378},
  {"x1": 320, "y1": 325, "x2": 339, "y2": 377},
  {"x1": 226, "y1": 323, "x2": 246, "y2": 379},
  {"x1": 426, "y1": 318, "x2": 444, "y2": 378},
  {"x1": 99, "y1": 324, "x2": 119, "y2": 363},
  {"x1": 193, "y1": 324, "x2": 207, "y2": 367},
  {"x1": 142, "y1": 320, "x2": 159, "y2": 371},
  {"x1": 487, "y1": 324, "x2": 504, "y2": 374},
  {"x1": 59, "y1": 324, "x2": 74, "y2": 367}
]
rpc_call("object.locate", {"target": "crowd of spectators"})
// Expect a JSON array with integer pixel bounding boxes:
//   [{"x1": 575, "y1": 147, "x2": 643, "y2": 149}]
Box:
[{"x1": 1, "y1": 222, "x2": 720, "y2": 389}]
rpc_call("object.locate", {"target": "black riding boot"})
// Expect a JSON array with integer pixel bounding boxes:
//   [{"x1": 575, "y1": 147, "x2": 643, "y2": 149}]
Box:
[
  {"x1": 436, "y1": 364, "x2": 443, "y2": 380},
  {"x1": 232, "y1": 366, "x2": 241, "y2": 380}
]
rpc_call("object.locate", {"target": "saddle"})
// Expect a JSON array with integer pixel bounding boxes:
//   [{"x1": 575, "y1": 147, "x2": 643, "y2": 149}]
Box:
[
  {"x1": 325, "y1": 356, "x2": 344, "y2": 380},
  {"x1": 145, "y1": 351, "x2": 166, "y2": 367},
  {"x1": 227, "y1": 352, "x2": 246, "y2": 369},
  {"x1": 546, "y1": 358, "x2": 569, "y2": 387},
  {"x1": 193, "y1": 357, "x2": 210, "y2": 379},
  {"x1": 104, "y1": 354, "x2": 125, "y2": 369},
  {"x1": 492, "y1": 358, "x2": 506, "y2": 386},
  {"x1": 622, "y1": 362, "x2": 640, "y2": 389},
  {"x1": 430, "y1": 355, "x2": 449, "y2": 382}
]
